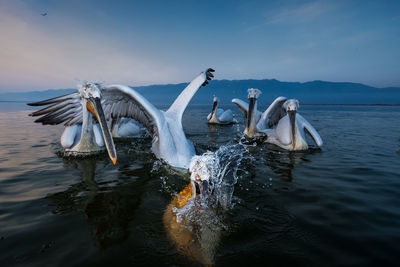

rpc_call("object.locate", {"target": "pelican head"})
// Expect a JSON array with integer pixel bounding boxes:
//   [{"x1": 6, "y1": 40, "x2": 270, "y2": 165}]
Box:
[
  {"x1": 210, "y1": 96, "x2": 219, "y2": 116},
  {"x1": 283, "y1": 99, "x2": 299, "y2": 149},
  {"x1": 79, "y1": 82, "x2": 117, "y2": 164},
  {"x1": 245, "y1": 88, "x2": 261, "y2": 138},
  {"x1": 189, "y1": 154, "x2": 216, "y2": 200}
]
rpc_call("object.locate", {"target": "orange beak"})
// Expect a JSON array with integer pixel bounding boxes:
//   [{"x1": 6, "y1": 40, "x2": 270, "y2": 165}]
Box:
[{"x1": 87, "y1": 98, "x2": 117, "y2": 165}]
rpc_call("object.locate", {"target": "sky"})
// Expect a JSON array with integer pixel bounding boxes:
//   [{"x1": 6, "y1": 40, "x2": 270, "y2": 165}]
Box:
[{"x1": 0, "y1": 0, "x2": 399, "y2": 92}]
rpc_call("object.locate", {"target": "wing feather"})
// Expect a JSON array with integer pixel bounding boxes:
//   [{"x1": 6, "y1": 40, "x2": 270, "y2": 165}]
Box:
[
  {"x1": 257, "y1": 96, "x2": 287, "y2": 130},
  {"x1": 231, "y1": 98, "x2": 248, "y2": 118},
  {"x1": 298, "y1": 114, "x2": 323, "y2": 147},
  {"x1": 166, "y1": 68, "x2": 215, "y2": 123},
  {"x1": 27, "y1": 93, "x2": 76, "y2": 106},
  {"x1": 28, "y1": 92, "x2": 83, "y2": 125},
  {"x1": 100, "y1": 85, "x2": 164, "y2": 137}
]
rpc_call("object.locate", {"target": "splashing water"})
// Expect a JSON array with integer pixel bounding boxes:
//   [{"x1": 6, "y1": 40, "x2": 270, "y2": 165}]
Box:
[
  {"x1": 164, "y1": 143, "x2": 248, "y2": 265},
  {"x1": 169, "y1": 142, "x2": 249, "y2": 224},
  {"x1": 189, "y1": 142, "x2": 248, "y2": 209}
]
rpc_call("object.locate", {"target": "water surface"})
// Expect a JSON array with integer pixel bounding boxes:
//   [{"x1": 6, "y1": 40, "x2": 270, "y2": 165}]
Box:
[{"x1": 0, "y1": 104, "x2": 399, "y2": 266}]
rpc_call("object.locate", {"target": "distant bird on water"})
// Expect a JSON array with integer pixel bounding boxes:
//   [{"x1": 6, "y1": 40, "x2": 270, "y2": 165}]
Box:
[
  {"x1": 41, "y1": 12, "x2": 47, "y2": 16},
  {"x1": 207, "y1": 96, "x2": 236, "y2": 124}
]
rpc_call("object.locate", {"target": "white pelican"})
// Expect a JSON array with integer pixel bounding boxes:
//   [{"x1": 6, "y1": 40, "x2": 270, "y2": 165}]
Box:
[
  {"x1": 260, "y1": 98, "x2": 323, "y2": 150},
  {"x1": 163, "y1": 144, "x2": 245, "y2": 265},
  {"x1": 29, "y1": 68, "x2": 215, "y2": 169},
  {"x1": 232, "y1": 89, "x2": 323, "y2": 150},
  {"x1": 207, "y1": 96, "x2": 236, "y2": 124},
  {"x1": 163, "y1": 181, "x2": 221, "y2": 266},
  {"x1": 232, "y1": 88, "x2": 263, "y2": 138},
  {"x1": 29, "y1": 82, "x2": 118, "y2": 164}
]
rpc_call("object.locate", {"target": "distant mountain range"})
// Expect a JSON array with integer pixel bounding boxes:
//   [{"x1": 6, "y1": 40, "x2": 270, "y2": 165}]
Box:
[{"x1": 0, "y1": 79, "x2": 399, "y2": 105}]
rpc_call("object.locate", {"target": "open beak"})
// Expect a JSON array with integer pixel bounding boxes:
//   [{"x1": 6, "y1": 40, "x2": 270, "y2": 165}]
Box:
[
  {"x1": 87, "y1": 97, "x2": 117, "y2": 165},
  {"x1": 288, "y1": 110, "x2": 296, "y2": 149},
  {"x1": 246, "y1": 97, "x2": 256, "y2": 136}
]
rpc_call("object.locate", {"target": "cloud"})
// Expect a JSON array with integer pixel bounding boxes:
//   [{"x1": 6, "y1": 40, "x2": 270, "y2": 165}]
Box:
[{"x1": 0, "y1": 1, "x2": 183, "y2": 91}]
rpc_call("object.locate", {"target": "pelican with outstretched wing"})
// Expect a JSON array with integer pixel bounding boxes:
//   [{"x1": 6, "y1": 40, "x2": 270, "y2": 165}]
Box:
[
  {"x1": 259, "y1": 98, "x2": 323, "y2": 150},
  {"x1": 232, "y1": 89, "x2": 323, "y2": 150},
  {"x1": 207, "y1": 96, "x2": 236, "y2": 124},
  {"x1": 28, "y1": 82, "x2": 118, "y2": 164},
  {"x1": 29, "y1": 68, "x2": 215, "y2": 168}
]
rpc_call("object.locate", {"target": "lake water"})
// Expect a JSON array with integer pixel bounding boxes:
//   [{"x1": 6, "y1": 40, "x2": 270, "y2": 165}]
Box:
[{"x1": 0, "y1": 103, "x2": 399, "y2": 266}]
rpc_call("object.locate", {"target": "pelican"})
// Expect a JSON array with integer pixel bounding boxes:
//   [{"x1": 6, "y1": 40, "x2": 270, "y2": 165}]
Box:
[
  {"x1": 29, "y1": 68, "x2": 215, "y2": 169},
  {"x1": 232, "y1": 89, "x2": 323, "y2": 150},
  {"x1": 207, "y1": 96, "x2": 236, "y2": 124},
  {"x1": 163, "y1": 146, "x2": 240, "y2": 265},
  {"x1": 260, "y1": 98, "x2": 323, "y2": 150},
  {"x1": 29, "y1": 82, "x2": 118, "y2": 164},
  {"x1": 232, "y1": 88, "x2": 263, "y2": 138},
  {"x1": 163, "y1": 181, "x2": 221, "y2": 266}
]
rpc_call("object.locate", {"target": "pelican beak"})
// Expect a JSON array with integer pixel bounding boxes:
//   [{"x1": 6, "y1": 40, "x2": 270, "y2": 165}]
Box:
[
  {"x1": 288, "y1": 110, "x2": 296, "y2": 149},
  {"x1": 190, "y1": 173, "x2": 210, "y2": 198},
  {"x1": 87, "y1": 97, "x2": 117, "y2": 165},
  {"x1": 211, "y1": 99, "x2": 218, "y2": 117},
  {"x1": 245, "y1": 97, "x2": 256, "y2": 137}
]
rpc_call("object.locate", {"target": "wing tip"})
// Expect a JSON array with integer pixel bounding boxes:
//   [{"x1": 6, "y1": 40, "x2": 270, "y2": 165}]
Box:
[{"x1": 202, "y1": 68, "x2": 215, "y2": 87}]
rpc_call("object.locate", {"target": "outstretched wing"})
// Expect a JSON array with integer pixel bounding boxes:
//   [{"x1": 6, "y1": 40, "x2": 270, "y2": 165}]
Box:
[
  {"x1": 100, "y1": 85, "x2": 165, "y2": 138},
  {"x1": 28, "y1": 92, "x2": 83, "y2": 125},
  {"x1": 297, "y1": 114, "x2": 323, "y2": 147},
  {"x1": 257, "y1": 96, "x2": 287, "y2": 130},
  {"x1": 166, "y1": 68, "x2": 215, "y2": 123},
  {"x1": 232, "y1": 98, "x2": 262, "y2": 121},
  {"x1": 231, "y1": 98, "x2": 249, "y2": 118}
]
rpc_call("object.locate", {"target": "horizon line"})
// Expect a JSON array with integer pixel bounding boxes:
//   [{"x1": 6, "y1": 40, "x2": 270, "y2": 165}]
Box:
[{"x1": 2, "y1": 78, "x2": 400, "y2": 94}]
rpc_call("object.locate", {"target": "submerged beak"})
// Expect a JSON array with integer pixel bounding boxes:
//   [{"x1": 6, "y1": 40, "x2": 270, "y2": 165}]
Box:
[
  {"x1": 246, "y1": 97, "x2": 256, "y2": 136},
  {"x1": 87, "y1": 97, "x2": 117, "y2": 165},
  {"x1": 288, "y1": 110, "x2": 296, "y2": 148}
]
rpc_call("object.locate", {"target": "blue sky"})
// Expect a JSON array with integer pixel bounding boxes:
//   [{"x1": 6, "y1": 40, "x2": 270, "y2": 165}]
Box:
[{"x1": 0, "y1": 0, "x2": 399, "y2": 92}]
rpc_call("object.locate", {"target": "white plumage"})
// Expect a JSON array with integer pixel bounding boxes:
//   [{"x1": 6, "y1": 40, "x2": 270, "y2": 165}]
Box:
[
  {"x1": 259, "y1": 98, "x2": 323, "y2": 150},
  {"x1": 29, "y1": 68, "x2": 215, "y2": 169},
  {"x1": 232, "y1": 89, "x2": 323, "y2": 151},
  {"x1": 207, "y1": 97, "x2": 236, "y2": 124}
]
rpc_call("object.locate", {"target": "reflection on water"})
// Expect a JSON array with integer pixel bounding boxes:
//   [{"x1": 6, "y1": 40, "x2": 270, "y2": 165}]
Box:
[
  {"x1": 1, "y1": 106, "x2": 400, "y2": 266},
  {"x1": 207, "y1": 123, "x2": 217, "y2": 133},
  {"x1": 262, "y1": 145, "x2": 321, "y2": 182},
  {"x1": 47, "y1": 157, "x2": 148, "y2": 250}
]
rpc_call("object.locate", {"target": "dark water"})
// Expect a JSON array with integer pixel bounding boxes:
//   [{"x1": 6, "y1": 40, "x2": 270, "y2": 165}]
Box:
[{"x1": 0, "y1": 103, "x2": 400, "y2": 266}]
